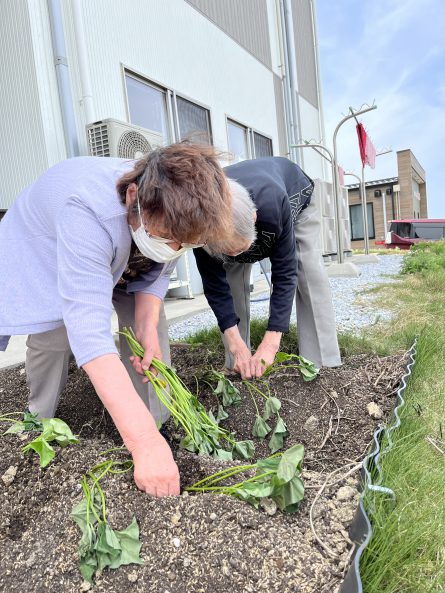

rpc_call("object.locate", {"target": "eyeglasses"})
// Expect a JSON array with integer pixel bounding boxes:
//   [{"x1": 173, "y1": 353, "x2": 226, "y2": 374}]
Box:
[{"x1": 144, "y1": 231, "x2": 206, "y2": 250}]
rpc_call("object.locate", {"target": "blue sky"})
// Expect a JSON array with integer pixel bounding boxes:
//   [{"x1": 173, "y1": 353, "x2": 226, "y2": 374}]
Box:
[{"x1": 315, "y1": 0, "x2": 445, "y2": 217}]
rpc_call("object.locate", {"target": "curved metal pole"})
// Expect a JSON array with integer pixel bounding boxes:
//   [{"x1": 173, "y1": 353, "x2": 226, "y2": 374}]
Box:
[
  {"x1": 290, "y1": 142, "x2": 342, "y2": 260},
  {"x1": 332, "y1": 105, "x2": 377, "y2": 263}
]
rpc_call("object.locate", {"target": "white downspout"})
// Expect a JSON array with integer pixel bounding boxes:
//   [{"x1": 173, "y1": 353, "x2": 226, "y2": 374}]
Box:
[
  {"x1": 281, "y1": 0, "x2": 302, "y2": 166},
  {"x1": 72, "y1": 0, "x2": 95, "y2": 124},
  {"x1": 309, "y1": 0, "x2": 328, "y2": 180},
  {"x1": 47, "y1": 0, "x2": 79, "y2": 157}
]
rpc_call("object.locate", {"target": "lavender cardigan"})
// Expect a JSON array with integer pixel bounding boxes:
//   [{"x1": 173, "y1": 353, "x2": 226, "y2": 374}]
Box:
[{"x1": 0, "y1": 157, "x2": 177, "y2": 367}]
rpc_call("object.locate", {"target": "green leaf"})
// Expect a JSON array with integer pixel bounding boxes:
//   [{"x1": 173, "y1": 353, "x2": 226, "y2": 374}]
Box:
[
  {"x1": 276, "y1": 444, "x2": 305, "y2": 482},
  {"x1": 216, "y1": 404, "x2": 229, "y2": 422},
  {"x1": 273, "y1": 476, "x2": 305, "y2": 512},
  {"x1": 262, "y1": 397, "x2": 281, "y2": 421},
  {"x1": 112, "y1": 517, "x2": 143, "y2": 567},
  {"x1": 80, "y1": 549, "x2": 98, "y2": 583},
  {"x1": 180, "y1": 435, "x2": 199, "y2": 453},
  {"x1": 240, "y1": 481, "x2": 275, "y2": 498},
  {"x1": 212, "y1": 448, "x2": 233, "y2": 461},
  {"x1": 268, "y1": 417, "x2": 289, "y2": 454},
  {"x1": 71, "y1": 492, "x2": 101, "y2": 532},
  {"x1": 22, "y1": 436, "x2": 55, "y2": 467},
  {"x1": 256, "y1": 456, "x2": 281, "y2": 474},
  {"x1": 232, "y1": 440, "x2": 255, "y2": 460},
  {"x1": 23, "y1": 412, "x2": 43, "y2": 431},
  {"x1": 252, "y1": 415, "x2": 272, "y2": 438},
  {"x1": 40, "y1": 418, "x2": 79, "y2": 445},
  {"x1": 96, "y1": 522, "x2": 122, "y2": 570},
  {"x1": 3, "y1": 422, "x2": 26, "y2": 435}
]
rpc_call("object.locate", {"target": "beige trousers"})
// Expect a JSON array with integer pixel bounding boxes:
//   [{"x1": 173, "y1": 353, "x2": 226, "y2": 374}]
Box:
[{"x1": 25, "y1": 290, "x2": 171, "y2": 424}]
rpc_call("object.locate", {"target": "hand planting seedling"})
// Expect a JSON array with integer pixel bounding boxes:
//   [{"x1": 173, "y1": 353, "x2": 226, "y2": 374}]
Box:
[
  {"x1": 71, "y1": 450, "x2": 143, "y2": 582},
  {"x1": 263, "y1": 352, "x2": 320, "y2": 381},
  {"x1": 0, "y1": 411, "x2": 78, "y2": 467},
  {"x1": 121, "y1": 328, "x2": 255, "y2": 460},
  {"x1": 186, "y1": 444, "x2": 305, "y2": 513}
]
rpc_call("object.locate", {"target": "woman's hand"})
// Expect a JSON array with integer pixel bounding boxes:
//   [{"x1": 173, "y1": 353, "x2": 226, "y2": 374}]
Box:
[
  {"x1": 130, "y1": 432, "x2": 180, "y2": 496},
  {"x1": 129, "y1": 325, "x2": 162, "y2": 383},
  {"x1": 249, "y1": 331, "x2": 282, "y2": 378},
  {"x1": 224, "y1": 326, "x2": 253, "y2": 379},
  {"x1": 130, "y1": 293, "x2": 163, "y2": 382},
  {"x1": 83, "y1": 353, "x2": 180, "y2": 497}
]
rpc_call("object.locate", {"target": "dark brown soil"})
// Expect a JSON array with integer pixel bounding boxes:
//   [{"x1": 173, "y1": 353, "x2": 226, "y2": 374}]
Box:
[{"x1": 0, "y1": 346, "x2": 406, "y2": 593}]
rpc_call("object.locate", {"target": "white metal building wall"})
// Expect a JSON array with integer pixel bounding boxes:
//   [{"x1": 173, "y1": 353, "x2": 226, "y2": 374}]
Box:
[
  {"x1": 59, "y1": 0, "x2": 279, "y2": 158},
  {"x1": 0, "y1": 1, "x2": 48, "y2": 206}
]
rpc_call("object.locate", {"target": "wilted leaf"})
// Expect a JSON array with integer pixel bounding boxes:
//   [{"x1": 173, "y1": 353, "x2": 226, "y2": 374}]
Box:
[
  {"x1": 213, "y1": 448, "x2": 233, "y2": 461},
  {"x1": 252, "y1": 415, "x2": 272, "y2": 438},
  {"x1": 277, "y1": 444, "x2": 305, "y2": 482},
  {"x1": 262, "y1": 397, "x2": 281, "y2": 421},
  {"x1": 22, "y1": 437, "x2": 55, "y2": 467},
  {"x1": 232, "y1": 440, "x2": 255, "y2": 459},
  {"x1": 268, "y1": 417, "x2": 289, "y2": 454},
  {"x1": 216, "y1": 405, "x2": 229, "y2": 422}
]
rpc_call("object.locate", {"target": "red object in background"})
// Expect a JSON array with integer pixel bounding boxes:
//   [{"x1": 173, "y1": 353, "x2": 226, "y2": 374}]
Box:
[
  {"x1": 338, "y1": 165, "x2": 345, "y2": 186},
  {"x1": 356, "y1": 123, "x2": 376, "y2": 169}
]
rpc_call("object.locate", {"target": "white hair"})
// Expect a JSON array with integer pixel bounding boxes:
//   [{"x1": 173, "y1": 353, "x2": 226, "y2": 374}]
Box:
[{"x1": 205, "y1": 178, "x2": 257, "y2": 256}]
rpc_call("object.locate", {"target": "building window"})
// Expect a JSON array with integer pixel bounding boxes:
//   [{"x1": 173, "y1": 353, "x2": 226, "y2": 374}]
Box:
[
  {"x1": 349, "y1": 203, "x2": 375, "y2": 240},
  {"x1": 176, "y1": 96, "x2": 212, "y2": 143},
  {"x1": 253, "y1": 132, "x2": 273, "y2": 158},
  {"x1": 227, "y1": 120, "x2": 249, "y2": 162},
  {"x1": 125, "y1": 73, "x2": 169, "y2": 140}
]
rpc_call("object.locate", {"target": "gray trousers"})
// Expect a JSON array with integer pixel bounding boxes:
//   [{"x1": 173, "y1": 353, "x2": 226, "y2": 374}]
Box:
[
  {"x1": 25, "y1": 290, "x2": 171, "y2": 424},
  {"x1": 222, "y1": 201, "x2": 341, "y2": 369}
]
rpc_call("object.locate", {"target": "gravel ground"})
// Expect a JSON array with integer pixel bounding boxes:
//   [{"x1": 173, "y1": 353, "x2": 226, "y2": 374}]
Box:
[{"x1": 169, "y1": 254, "x2": 404, "y2": 339}]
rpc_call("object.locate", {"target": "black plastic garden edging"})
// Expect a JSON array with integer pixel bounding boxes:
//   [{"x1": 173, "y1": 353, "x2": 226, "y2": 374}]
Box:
[{"x1": 339, "y1": 339, "x2": 418, "y2": 593}]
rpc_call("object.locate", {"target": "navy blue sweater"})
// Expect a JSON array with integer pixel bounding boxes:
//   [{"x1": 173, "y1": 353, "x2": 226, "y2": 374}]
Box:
[{"x1": 194, "y1": 157, "x2": 313, "y2": 334}]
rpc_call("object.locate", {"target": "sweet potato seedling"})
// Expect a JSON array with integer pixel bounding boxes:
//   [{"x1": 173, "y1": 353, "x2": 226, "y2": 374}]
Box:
[
  {"x1": 71, "y1": 450, "x2": 142, "y2": 582},
  {"x1": 121, "y1": 328, "x2": 255, "y2": 460},
  {"x1": 186, "y1": 444, "x2": 305, "y2": 513},
  {"x1": 1, "y1": 412, "x2": 78, "y2": 467}
]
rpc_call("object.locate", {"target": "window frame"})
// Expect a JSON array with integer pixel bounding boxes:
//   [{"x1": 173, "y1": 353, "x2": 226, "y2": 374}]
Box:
[
  {"x1": 226, "y1": 116, "x2": 274, "y2": 161},
  {"x1": 349, "y1": 202, "x2": 376, "y2": 241},
  {"x1": 122, "y1": 65, "x2": 213, "y2": 145}
]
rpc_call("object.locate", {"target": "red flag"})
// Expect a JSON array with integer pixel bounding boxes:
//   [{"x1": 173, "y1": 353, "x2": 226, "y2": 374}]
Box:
[
  {"x1": 356, "y1": 122, "x2": 376, "y2": 169},
  {"x1": 338, "y1": 165, "x2": 345, "y2": 186}
]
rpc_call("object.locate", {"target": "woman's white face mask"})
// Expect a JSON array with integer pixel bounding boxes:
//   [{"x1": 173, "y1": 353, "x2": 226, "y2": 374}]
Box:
[{"x1": 129, "y1": 194, "x2": 204, "y2": 263}]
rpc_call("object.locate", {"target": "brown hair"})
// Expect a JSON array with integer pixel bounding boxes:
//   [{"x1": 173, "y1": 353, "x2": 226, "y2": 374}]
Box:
[{"x1": 117, "y1": 141, "x2": 232, "y2": 244}]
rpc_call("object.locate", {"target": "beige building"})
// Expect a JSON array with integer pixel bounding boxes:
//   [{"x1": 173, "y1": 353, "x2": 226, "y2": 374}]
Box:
[{"x1": 346, "y1": 149, "x2": 428, "y2": 249}]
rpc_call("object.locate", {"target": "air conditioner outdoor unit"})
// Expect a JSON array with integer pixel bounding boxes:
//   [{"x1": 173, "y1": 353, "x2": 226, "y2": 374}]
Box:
[{"x1": 86, "y1": 118, "x2": 164, "y2": 159}]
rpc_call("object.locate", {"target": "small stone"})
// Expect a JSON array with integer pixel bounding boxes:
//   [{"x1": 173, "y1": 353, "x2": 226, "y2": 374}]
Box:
[
  {"x1": 367, "y1": 402, "x2": 383, "y2": 419},
  {"x1": 171, "y1": 510, "x2": 182, "y2": 526},
  {"x1": 261, "y1": 498, "x2": 277, "y2": 516},
  {"x1": 181, "y1": 491, "x2": 189, "y2": 497},
  {"x1": 209, "y1": 512, "x2": 217, "y2": 521},
  {"x1": 336, "y1": 486, "x2": 356, "y2": 501},
  {"x1": 167, "y1": 571, "x2": 176, "y2": 581},
  {"x1": 303, "y1": 415, "x2": 319, "y2": 432},
  {"x1": 25, "y1": 553, "x2": 36, "y2": 568},
  {"x1": 79, "y1": 581, "x2": 92, "y2": 592},
  {"x1": 19, "y1": 368, "x2": 26, "y2": 375},
  {"x1": 127, "y1": 571, "x2": 138, "y2": 583},
  {"x1": 221, "y1": 560, "x2": 231, "y2": 576},
  {"x1": 1, "y1": 466, "x2": 17, "y2": 486},
  {"x1": 183, "y1": 557, "x2": 192, "y2": 567},
  {"x1": 172, "y1": 537, "x2": 181, "y2": 548}
]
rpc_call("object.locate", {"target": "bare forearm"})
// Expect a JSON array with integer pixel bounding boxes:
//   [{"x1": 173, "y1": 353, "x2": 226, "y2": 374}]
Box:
[{"x1": 82, "y1": 353, "x2": 158, "y2": 451}]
